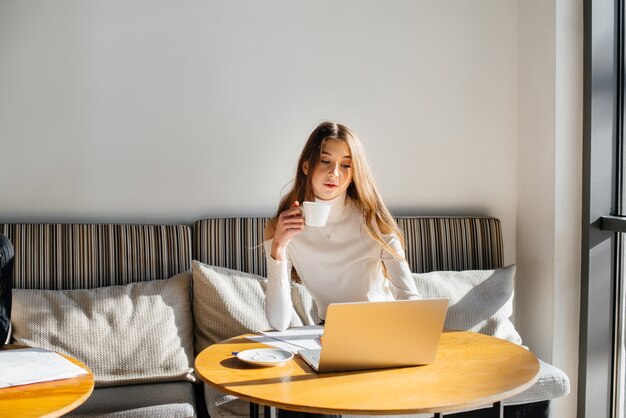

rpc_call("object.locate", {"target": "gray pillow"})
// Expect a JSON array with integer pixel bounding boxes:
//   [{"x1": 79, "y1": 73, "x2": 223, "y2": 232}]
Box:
[
  {"x1": 412, "y1": 265, "x2": 523, "y2": 344},
  {"x1": 192, "y1": 260, "x2": 320, "y2": 355},
  {"x1": 11, "y1": 272, "x2": 195, "y2": 387}
]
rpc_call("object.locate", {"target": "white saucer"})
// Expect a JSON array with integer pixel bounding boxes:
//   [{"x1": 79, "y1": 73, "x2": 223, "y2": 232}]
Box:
[{"x1": 236, "y1": 348, "x2": 294, "y2": 366}]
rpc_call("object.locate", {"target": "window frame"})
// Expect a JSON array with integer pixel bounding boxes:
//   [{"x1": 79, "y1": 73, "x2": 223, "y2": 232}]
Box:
[{"x1": 580, "y1": 0, "x2": 623, "y2": 416}]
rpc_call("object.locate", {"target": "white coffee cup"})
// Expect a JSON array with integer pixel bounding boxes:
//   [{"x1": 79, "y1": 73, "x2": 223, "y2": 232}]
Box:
[{"x1": 301, "y1": 202, "x2": 332, "y2": 227}]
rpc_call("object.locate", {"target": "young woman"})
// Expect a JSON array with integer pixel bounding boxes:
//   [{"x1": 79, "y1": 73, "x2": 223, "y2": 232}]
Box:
[{"x1": 264, "y1": 121, "x2": 420, "y2": 331}]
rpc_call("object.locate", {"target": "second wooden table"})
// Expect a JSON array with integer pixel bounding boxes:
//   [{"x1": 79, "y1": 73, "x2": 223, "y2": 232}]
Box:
[{"x1": 0, "y1": 345, "x2": 95, "y2": 418}]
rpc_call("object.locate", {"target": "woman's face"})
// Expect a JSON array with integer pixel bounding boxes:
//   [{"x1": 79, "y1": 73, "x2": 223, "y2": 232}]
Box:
[{"x1": 303, "y1": 138, "x2": 353, "y2": 201}]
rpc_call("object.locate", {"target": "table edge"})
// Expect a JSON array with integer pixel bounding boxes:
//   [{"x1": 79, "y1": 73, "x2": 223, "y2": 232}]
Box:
[
  {"x1": 196, "y1": 331, "x2": 542, "y2": 415},
  {"x1": 0, "y1": 346, "x2": 96, "y2": 418}
]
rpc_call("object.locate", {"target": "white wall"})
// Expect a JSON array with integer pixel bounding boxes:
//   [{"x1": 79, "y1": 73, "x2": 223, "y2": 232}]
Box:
[
  {"x1": 517, "y1": 1, "x2": 582, "y2": 418},
  {"x1": 0, "y1": 1, "x2": 582, "y2": 417},
  {"x1": 0, "y1": 0, "x2": 518, "y2": 263}
]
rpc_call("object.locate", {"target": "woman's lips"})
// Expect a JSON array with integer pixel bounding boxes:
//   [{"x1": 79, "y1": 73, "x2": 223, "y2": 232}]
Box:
[{"x1": 324, "y1": 183, "x2": 338, "y2": 188}]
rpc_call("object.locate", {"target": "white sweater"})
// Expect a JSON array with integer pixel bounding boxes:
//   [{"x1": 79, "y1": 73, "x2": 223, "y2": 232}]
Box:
[{"x1": 264, "y1": 193, "x2": 421, "y2": 331}]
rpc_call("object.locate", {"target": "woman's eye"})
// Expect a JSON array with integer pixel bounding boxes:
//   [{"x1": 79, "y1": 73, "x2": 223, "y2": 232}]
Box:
[
  {"x1": 320, "y1": 160, "x2": 330, "y2": 164},
  {"x1": 341, "y1": 164, "x2": 352, "y2": 169}
]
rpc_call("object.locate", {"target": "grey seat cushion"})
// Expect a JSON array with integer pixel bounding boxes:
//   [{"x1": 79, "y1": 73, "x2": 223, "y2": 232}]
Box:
[
  {"x1": 67, "y1": 382, "x2": 197, "y2": 418},
  {"x1": 504, "y1": 359, "x2": 570, "y2": 405}
]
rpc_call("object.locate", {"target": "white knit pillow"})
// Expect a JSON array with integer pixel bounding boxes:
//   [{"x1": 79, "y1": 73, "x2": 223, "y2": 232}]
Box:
[
  {"x1": 192, "y1": 261, "x2": 320, "y2": 355},
  {"x1": 412, "y1": 265, "x2": 522, "y2": 344},
  {"x1": 11, "y1": 272, "x2": 195, "y2": 387}
]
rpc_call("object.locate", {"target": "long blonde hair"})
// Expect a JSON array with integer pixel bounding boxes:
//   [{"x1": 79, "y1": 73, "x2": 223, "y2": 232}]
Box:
[{"x1": 275, "y1": 121, "x2": 406, "y2": 260}]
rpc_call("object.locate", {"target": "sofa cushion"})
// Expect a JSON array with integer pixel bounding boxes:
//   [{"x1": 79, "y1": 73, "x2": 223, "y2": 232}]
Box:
[
  {"x1": 412, "y1": 265, "x2": 571, "y2": 404},
  {"x1": 192, "y1": 261, "x2": 320, "y2": 354},
  {"x1": 66, "y1": 382, "x2": 196, "y2": 418},
  {"x1": 11, "y1": 272, "x2": 195, "y2": 387},
  {"x1": 412, "y1": 265, "x2": 523, "y2": 344},
  {"x1": 204, "y1": 384, "x2": 248, "y2": 418},
  {"x1": 504, "y1": 359, "x2": 570, "y2": 405}
]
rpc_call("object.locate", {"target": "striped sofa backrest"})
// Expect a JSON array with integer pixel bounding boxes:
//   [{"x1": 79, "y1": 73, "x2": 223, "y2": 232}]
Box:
[
  {"x1": 0, "y1": 224, "x2": 192, "y2": 290},
  {"x1": 193, "y1": 216, "x2": 503, "y2": 276},
  {"x1": 194, "y1": 217, "x2": 269, "y2": 276},
  {"x1": 395, "y1": 217, "x2": 503, "y2": 272}
]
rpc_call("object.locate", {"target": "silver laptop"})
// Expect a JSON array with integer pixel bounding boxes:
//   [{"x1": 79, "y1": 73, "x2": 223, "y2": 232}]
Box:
[{"x1": 299, "y1": 299, "x2": 449, "y2": 373}]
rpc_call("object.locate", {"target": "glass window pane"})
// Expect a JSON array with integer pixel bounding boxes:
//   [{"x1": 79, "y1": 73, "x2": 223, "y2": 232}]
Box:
[{"x1": 618, "y1": 235, "x2": 626, "y2": 418}]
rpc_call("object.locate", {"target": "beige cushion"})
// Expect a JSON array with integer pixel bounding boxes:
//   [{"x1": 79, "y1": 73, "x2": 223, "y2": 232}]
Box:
[
  {"x1": 11, "y1": 272, "x2": 195, "y2": 387},
  {"x1": 193, "y1": 260, "x2": 320, "y2": 418},
  {"x1": 192, "y1": 260, "x2": 320, "y2": 355},
  {"x1": 412, "y1": 265, "x2": 522, "y2": 344}
]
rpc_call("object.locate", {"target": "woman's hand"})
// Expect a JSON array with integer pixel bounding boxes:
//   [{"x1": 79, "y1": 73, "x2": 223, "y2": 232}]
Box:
[{"x1": 271, "y1": 201, "x2": 305, "y2": 261}]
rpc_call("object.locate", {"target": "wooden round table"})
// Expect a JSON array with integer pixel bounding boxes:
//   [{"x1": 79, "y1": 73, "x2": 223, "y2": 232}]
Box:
[
  {"x1": 0, "y1": 345, "x2": 95, "y2": 418},
  {"x1": 195, "y1": 331, "x2": 540, "y2": 416}
]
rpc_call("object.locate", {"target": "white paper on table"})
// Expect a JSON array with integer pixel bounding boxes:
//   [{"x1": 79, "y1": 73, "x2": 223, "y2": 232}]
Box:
[
  {"x1": 247, "y1": 325, "x2": 323, "y2": 353},
  {"x1": 0, "y1": 347, "x2": 88, "y2": 388}
]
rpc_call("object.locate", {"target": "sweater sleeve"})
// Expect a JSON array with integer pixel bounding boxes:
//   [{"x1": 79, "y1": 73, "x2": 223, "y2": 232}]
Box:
[
  {"x1": 263, "y1": 239, "x2": 294, "y2": 331},
  {"x1": 381, "y1": 234, "x2": 422, "y2": 300}
]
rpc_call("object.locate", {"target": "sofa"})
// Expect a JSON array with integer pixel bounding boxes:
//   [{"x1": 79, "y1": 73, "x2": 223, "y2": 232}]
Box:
[{"x1": 0, "y1": 216, "x2": 569, "y2": 418}]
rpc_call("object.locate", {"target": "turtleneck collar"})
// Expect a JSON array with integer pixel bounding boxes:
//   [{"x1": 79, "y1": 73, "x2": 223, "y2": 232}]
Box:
[{"x1": 315, "y1": 191, "x2": 348, "y2": 223}]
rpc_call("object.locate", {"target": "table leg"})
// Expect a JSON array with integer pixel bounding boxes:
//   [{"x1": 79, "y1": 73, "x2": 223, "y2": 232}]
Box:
[
  {"x1": 250, "y1": 402, "x2": 259, "y2": 418},
  {"x1": 434, "y1": 413, "x2": 443, "y2": 418},
  {"x1": 490, "y1": 401, "x2": 503, "y2": 418}
]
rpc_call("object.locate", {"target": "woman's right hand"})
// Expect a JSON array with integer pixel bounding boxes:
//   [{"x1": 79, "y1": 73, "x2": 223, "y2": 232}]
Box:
[{"x1": 271, "y1": 201, "x2": 305, "y2": 261}]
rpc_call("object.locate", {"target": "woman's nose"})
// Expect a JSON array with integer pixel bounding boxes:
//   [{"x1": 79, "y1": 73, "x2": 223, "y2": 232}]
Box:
[{"x1": 329, "y1": 164, "x2": 339, "y2": 177}]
